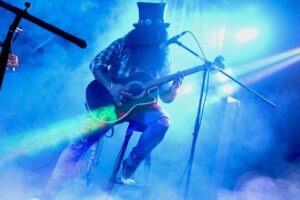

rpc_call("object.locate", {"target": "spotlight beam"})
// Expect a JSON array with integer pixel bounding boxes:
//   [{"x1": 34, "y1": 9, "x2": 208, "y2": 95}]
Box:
[{"x1": 215, "y1": 67, "x2": 276, "y2": 107}]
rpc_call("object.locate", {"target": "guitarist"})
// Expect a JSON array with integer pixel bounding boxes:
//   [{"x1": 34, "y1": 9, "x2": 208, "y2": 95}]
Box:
[{"x1": 40, "y1": 2, "x2": 182, "y2": 199}]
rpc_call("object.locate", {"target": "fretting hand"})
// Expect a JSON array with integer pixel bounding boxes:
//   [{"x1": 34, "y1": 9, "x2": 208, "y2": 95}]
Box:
[{"x1": 171, "y1": 74, "x2": 184, "y2": 90}]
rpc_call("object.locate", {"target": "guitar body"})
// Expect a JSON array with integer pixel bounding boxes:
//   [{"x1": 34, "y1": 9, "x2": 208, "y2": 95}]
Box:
[{"x1": 86, "y1": 72, "x2": 158, "y2": 123}]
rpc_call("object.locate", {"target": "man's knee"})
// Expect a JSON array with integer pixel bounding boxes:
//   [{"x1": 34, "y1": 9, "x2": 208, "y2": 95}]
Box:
[
  {"x1": 148, "y1": 115, "x2": 171, "y2": 139},
  {"x1": 158, "y1": 115, "x2": 171, "y2": 127}
]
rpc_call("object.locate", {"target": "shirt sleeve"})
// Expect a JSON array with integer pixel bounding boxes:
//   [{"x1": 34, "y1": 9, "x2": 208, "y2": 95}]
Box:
[{"x1": 89, "y1": 38, "x2": 124, "y2": 72}]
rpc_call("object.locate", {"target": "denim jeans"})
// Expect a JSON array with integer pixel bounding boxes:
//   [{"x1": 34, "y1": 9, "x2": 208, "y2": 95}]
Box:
[{"x1": 43, "y1": 105, "x2": 171, "y2": 198}]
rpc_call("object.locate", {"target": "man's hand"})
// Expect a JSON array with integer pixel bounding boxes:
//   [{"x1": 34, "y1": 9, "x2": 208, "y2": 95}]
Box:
[
  {"x1": 108, "y1": 83, "x2": 132, "y2": 105},
  {"x1": 159, "y1": 75, "x2": 184, "y2": 103},
  {"x1": 171, "y1": 75, "x2": 183, "y2": 91}
]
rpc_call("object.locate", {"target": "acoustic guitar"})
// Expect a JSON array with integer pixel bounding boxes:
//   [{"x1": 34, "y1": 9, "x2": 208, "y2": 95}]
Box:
[{"x1": 86, "y1": 65, "x2": 205, "y2": 124}]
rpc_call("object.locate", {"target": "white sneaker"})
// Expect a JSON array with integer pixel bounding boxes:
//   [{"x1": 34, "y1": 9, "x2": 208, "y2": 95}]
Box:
[{"x1": 121, "y1": 177, "x2": 136, "y2": 185}]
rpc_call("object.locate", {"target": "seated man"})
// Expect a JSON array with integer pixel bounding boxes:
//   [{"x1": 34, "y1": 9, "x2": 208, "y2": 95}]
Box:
[{"x1": 38, "y1": 2, "x2": 182, "y2": 199}]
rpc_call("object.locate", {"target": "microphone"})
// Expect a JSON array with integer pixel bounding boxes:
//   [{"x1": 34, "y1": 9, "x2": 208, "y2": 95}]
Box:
[{"x1": 164, "y1": 31, "x2": 188, "y2": 47}]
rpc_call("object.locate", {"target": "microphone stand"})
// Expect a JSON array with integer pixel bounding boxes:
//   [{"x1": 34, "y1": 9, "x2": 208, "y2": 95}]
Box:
[
  {"x1": 174, "y1": 41, "x2": 276, "y2": 200},
  {"x1": 0, "y1": 1, "x2": 87, "y2": 90}
]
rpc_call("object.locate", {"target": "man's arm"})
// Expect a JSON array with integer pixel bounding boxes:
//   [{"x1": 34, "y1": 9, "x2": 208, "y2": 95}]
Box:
[
  {"x1": 89, "y1": 39, "x2": 122, "y2": 90},
  {"x1": 93, "y1": 68, "x2": 131, "y2": 104},
  {"x1": 159, "y1": 77, "x2": 182, "y2": 103},
  {"x1": 92, "y1": 67, "x2": 114, "y2": 91},
  {"x1": 90, "y1": 39, "x2": 131, "y2": 104},
  {"x1": 158, "y1": 62, "x2": 183, "y2": 103}
]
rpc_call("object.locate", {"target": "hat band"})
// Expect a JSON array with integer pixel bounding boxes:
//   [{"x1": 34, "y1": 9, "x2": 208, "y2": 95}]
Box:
[{"x1": 138, "y1": 19, "x2": 164, "y2": 26}]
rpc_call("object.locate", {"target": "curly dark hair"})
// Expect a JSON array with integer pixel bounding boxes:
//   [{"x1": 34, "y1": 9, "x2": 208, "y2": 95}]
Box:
[{"x1": 124, "y1": 26, "x2": 169, "y2": 75}]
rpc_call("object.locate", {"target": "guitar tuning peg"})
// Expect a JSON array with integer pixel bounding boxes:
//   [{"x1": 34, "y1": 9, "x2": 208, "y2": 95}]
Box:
[{"x1": 214, "y1": 55, "x2": 225, "y2": 69}]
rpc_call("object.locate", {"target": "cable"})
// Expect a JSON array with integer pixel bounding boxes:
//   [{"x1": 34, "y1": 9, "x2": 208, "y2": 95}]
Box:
[
  {"x1": 199, "y1": 71, "x2": 210, "y2": 128},
  {"x1": 186, "y1": 31, "x2": 207, "y2": 61},
  {"x1": 184, "y1": 30, "x2": 211, "y2": 131},
  {"x1": 176, "y1": 72, "x2": 210, "y2": 200}
]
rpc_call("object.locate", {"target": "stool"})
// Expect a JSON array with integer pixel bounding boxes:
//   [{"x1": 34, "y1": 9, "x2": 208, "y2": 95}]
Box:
[{"x1": 104, "y1": 122, "x2": 151, "y2": 195}]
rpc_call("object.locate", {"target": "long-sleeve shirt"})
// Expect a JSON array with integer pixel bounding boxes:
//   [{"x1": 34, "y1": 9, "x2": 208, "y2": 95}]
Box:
[{"x1": 89, "y1": 37, "x2": 172, "y2": 83}]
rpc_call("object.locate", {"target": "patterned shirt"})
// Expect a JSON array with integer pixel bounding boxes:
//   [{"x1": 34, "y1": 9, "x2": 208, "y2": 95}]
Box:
[{"x1": 89, "y1": 37, "x2": 172, "y2": 81}]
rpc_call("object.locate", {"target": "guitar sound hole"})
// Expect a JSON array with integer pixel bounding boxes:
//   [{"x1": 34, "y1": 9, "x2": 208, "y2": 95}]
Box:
[{"x1": 128, "y1": 84, "x2": 144, "y2": 96}]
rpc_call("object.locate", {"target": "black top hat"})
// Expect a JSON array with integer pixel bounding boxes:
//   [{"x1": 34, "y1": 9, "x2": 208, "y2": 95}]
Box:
[{"x1": 133, "y1": 2, "x2": 170, "y2": 28}]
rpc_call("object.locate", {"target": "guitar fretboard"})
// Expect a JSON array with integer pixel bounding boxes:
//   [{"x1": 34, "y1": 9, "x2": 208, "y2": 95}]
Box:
[{"x1": 144, "y1": 65, "x2": 203, "y2": 90}]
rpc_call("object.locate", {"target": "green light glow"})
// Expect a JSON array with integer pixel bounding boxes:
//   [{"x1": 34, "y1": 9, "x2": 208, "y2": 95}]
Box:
[{"x1": 0, "y1": 105, "x2": 118, "y2": 165}]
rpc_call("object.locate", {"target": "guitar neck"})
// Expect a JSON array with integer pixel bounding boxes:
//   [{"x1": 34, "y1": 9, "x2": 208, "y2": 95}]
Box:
[{"x1": 144, "y1": 65, "x2": 203, "y2": 90}]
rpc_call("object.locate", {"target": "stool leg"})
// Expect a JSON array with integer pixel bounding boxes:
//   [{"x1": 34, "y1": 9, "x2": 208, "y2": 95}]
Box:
[{"x1": 105, "y1": 126, "x2": 135, "y2": 194}]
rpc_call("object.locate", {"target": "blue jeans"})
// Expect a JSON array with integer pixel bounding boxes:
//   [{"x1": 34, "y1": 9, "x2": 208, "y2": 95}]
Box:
[{"x1": 43, "y1": 105, "x2": 171, "y2": 197}]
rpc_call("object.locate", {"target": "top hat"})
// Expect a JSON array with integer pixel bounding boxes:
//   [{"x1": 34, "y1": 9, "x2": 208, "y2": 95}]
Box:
[{"x1": 133, "y1": 2, "x2": 170, "y2": 28}]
